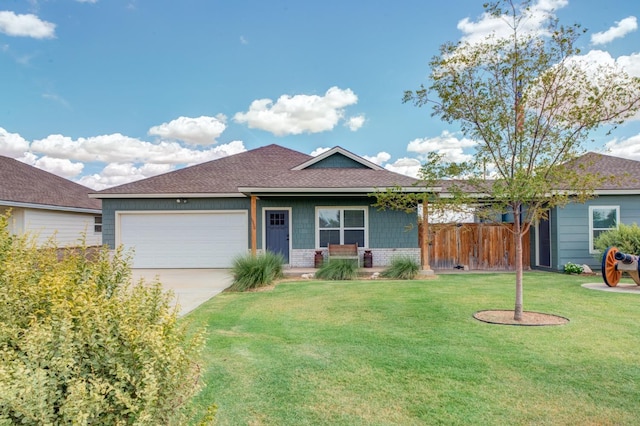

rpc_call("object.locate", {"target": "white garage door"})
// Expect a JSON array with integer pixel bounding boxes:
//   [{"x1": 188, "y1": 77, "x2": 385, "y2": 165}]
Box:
[{"x1": 118, "y1": 211, "x2": 248, "y2": 268}]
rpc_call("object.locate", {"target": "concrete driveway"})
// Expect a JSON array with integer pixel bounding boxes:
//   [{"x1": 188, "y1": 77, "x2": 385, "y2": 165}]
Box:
[{"x1": 131, "y1": 269, "x2": 233, "y2": 316}]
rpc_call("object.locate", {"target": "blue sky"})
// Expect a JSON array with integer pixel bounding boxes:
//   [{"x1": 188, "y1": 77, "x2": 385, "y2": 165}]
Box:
[{"x1": 1, "y1": 0, "x2": 639, "y2": 189}]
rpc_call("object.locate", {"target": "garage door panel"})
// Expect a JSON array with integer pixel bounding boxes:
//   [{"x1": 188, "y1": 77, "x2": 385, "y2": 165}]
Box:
[{"x1": 119, "y1": 212, "x2": 247, "y2": 268}]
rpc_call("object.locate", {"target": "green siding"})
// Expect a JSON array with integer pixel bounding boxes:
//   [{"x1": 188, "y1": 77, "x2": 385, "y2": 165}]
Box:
[
  {"x1": 259, "y1": 196, "x2": 418, "y2": 249},
  {"x1": 369, "y1": 207, "x2": 418, "y2": 248},
  {"x1": 306, "y1": 153, "x2": 369, "y2": 169},
  {"x1": 102, "y1": 195, "x2": 418, "y2": 251}
]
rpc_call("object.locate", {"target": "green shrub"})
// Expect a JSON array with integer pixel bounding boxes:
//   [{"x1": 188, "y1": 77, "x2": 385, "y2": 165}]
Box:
[
  {"x1": 381, "y1": 256, "x2": 421, "y2": 279},
  {"x1": 594, "y1": 223, "x2": 640, "y2": 259},
  {"x1": 229, "y1": 251, "x2": 285, "y2": 291},
  {"x1": 0, "y1": 214, "x2": 204, "y2": 425},
  {"x1": 563, "y1": 262, "x2": 584, "y2": 274},
  {"x1": 315, "y1": 259, "x2": 358, "y2": 280}
]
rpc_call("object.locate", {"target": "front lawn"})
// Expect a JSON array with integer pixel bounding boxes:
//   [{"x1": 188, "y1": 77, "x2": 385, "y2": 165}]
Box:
[{"x1": 184, "y1": 272, "x2": 640, "y2": 425}]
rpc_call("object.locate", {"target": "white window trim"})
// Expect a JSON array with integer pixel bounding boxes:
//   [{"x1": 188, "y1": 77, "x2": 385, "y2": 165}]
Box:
[
  {"x1": 315, "y1": 206, "x2": 368, "y2": 249},
  {"x1": 588, "y1": 205, "x2": 619, "y2": 254}
]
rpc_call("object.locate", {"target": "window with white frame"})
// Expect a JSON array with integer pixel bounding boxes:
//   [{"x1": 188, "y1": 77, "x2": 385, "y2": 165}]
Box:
[
  {"x1": 589, "y1": 206, "x2": 619, "y2": 253},
  {"x1": 317, "y1": 207, "x2": 366, "y2": 248}
]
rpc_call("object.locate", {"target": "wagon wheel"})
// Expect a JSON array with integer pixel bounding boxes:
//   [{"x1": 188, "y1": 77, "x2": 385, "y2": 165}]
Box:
[{"x1": 602, "y1": 246, "x2": 622, "y2": 287}]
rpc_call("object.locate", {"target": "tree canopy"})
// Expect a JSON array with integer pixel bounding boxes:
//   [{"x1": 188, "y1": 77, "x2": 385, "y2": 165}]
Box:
[{"x1": 397, "y1": 0, "x2": 640, "y2": 319}]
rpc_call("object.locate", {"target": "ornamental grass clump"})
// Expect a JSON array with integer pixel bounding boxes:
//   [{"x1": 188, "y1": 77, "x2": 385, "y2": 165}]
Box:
[
  {"x1": 315, "y1": 259, "x2": 358, "y2": 280},
  {"x1": 229, "y1": 251, "x2": 285, "y2": 291},
  {"x1": 0, "y1": 214, "x2": 205, "y2": 425},
  {"x1": 381, "y1": 256, "x2": 421, "y2": 279}
]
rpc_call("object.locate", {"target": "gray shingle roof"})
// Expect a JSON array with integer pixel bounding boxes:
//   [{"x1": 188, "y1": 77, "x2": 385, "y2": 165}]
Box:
[
  {"x1": 0, "y1": 156, "x2": 101, "y2": 211},
  {"x1": 94, "y1": 144, "x2": 420, "y2": 196},
  {"x1": 563, "y1": 152, "x2": 640, "y2": 190}
]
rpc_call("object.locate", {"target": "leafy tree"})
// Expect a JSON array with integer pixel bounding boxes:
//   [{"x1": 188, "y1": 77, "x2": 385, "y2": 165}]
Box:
[
  {"x1": 400, "y1": 0, "x2": 640, "y2": 320},
  {"x1": 0, "y1": 213, "x2": 205, "y2": 424}
]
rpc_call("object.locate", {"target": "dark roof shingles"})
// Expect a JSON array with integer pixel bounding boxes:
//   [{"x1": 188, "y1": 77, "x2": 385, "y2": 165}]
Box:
[{"x1": 0, "y1": 156, "x2": 101, "y2": 210}]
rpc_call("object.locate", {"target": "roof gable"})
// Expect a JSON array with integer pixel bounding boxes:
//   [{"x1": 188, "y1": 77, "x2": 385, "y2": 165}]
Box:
[
  {"x1": 0, "y1": 156, "x2": 101, "y2": 211},
  {"x1": 292, "y1": 147, "x2": 383, "y2": 171}
]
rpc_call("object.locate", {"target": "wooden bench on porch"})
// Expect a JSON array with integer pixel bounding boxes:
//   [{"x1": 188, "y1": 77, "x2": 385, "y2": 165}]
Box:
[{"x1": 328, "y1": 243, "x2": 360, "y2": 267}]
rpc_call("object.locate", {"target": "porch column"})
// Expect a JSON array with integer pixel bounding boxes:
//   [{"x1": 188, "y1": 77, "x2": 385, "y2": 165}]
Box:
[
  {"x1": 420, "y1": 196, "x2": 434, "y2": 276},
  {"x1": 251, "y1": 195, "x2": 257, "y2": 256}
]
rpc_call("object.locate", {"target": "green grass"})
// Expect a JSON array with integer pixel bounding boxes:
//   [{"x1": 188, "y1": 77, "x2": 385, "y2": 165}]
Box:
[{"x1": 183, "y1": 272, "x2": 640, "y2": 425}]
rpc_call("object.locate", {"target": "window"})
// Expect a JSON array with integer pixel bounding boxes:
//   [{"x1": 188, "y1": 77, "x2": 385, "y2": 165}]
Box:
[
  {"x1": 589, "y1": 206, "x2": 618, "y2": 253},
  {"x1": 317, "y1": 207, "x2": 366, "y2": 248},
  {"x1": 94, "y1": 216, "x2": 102, "y2": 233}
]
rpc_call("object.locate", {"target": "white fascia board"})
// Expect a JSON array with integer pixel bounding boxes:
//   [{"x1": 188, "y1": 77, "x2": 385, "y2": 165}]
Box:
[
  {"x1": 0, "y1": 200, "x2": 101, "y2": 214},
  {"x1": 89, "y1": 192, "x2": 245, "y2": 199},
  {"x1": 238, "y1": 186, "x2": 437, "y2": 194},
  {"x1": 593, "y1": 189, "x2": 640, "y2": 195}
]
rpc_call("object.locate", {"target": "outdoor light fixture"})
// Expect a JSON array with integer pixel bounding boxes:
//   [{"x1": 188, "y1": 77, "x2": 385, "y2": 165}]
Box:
[{"x1": 176, "y1": 198, "x2": 188, "y2": 204}]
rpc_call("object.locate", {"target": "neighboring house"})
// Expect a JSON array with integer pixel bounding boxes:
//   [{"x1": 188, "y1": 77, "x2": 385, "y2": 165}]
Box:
[
  {"x1": 530, "y1": 152, "x2": 640, "y2": 271},
  {"x1": 91, "y1": 145, "x2": 424, "y2": 269},
  {"x1": 0, "y1": 155, "x2": 102, "y2": 247}
]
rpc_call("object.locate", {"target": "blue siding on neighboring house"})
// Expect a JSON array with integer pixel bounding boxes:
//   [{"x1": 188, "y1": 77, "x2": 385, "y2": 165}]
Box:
[
  {"x1": 101, "y1": 198, "x2": 251, "y2": 248},
  {"x1": 305, "y1": 153, "x2": 369, "y2": 169},
  {"x1": 554, "y1": 195, "x2": 640, "y2": 270}
]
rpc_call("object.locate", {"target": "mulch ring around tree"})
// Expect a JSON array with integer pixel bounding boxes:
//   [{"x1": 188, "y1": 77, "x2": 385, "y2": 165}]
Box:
[{"x1": 473, "y1": 310, "x2": 569, "y2": 326}]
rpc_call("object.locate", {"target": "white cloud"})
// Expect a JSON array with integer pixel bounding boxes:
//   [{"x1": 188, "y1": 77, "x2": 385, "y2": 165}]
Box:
[
  {"x1": 384, "y1": 157, "x2": 422, "y2": 178},
  {"x1": 310, "y1": 147, "x2": 331, "y2": 157},
  {"x1": 32, "y1": 156, "x2": 84, "y2": 179},
  {"x1": 457, "y1": 0, "x2": 568, "y2": 44},
  {"x1": 345, "y1": 115, "x2": 365, "y2": 131},
  {"x1": 363, "y1": 151, "x2": 391, "y2": 165},
  {"x1": 591, "y1": 16, "x2": 637, "y2": 45},
  {"x1": 617, "y1": 52, "x2": 640, "y2": 77},
  {"x1": 0, "y1": 127, "x2": 30, "y2": 156},
  {"x1": 30, "y1": 133, "x2": 244, "y2": 165},
  {"x1": 148, "y1": 114, "x2": 227, "y2": 146},
  {"x1": 234, "y1": 86, "x2": 358, "y2": 136},
  {"x1": 0, "y1": 11, "x2": 55, "y2": 39},
  {"x1": 407, "y1": 130, "x2": 477, "y2": 163},
  {"x1": 75, "y1": 141, "x2": 246, "y2": 190},
  {"x1": 78, "y1": 162, "x2": 174, "y2": 191},
  {"x1": 76, "y1": 0, "x2": 98, "y2": 3},
  {"x1": 604, "y1": 134, "x2": 640, "y2": 161}
]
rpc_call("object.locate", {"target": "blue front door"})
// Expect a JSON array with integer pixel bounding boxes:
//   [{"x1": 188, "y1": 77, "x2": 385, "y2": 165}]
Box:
[{"x1": 266, "y1": 210, "x2": 289, "y2": 263}]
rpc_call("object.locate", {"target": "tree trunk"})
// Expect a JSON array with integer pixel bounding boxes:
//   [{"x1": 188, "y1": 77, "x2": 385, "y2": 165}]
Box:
[{"x1": 513, "y1": 204, "x2": 523, "y2": 321}]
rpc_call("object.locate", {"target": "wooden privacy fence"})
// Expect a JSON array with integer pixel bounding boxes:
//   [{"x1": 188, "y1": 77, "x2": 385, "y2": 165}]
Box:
[{"x1": 428, "y1": 223, "x2": 530, "y2": 271}]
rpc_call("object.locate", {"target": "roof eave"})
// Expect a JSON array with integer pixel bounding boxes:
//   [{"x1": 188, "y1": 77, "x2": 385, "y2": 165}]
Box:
[
  {"x1": 0, "y1": 200, "x2": 101, "y2": 214},
  {"x1": 90, "y1": 192, "x2": 246, "y2": 199},
  {"x1": 239, "y1": 186, "x2": 438, "y2": 195}
]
